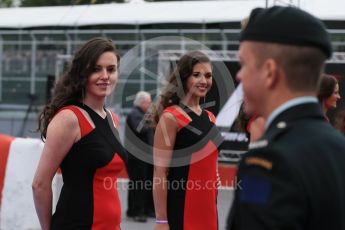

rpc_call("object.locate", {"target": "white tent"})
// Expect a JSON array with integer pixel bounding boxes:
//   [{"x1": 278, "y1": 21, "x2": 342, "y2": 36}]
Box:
[{"x1": 0, "y1": 0, "x2": 343, "y2": 28}]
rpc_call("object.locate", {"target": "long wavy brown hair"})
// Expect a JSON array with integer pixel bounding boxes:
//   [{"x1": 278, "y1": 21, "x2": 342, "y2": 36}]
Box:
[
  {"x1": 149, "y1": 50, "x2": 211, "y2": 126},
  {"x1": 38, "y1": 37, "x2": 120, "y2": 140},
  {"x1": 317, "y1": 74, "x2": 338, "y2": 103}
]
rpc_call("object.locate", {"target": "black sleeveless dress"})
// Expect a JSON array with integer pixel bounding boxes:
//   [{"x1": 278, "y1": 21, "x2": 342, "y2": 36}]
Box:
[
  {"x1": 163, "y1": 104, "x2": 222, "y2": 230},
  {"x1": 51, "y1": 103, "x2": 127, "y2": 230}
]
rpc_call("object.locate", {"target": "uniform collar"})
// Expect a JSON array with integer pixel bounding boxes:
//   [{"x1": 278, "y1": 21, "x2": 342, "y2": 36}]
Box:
[
  {"x1": 265, "y1": 97, "x2": 318, "y2": 130},
  {"x1": 264, "y1": 100, "x2": 324, "y2": 139}
]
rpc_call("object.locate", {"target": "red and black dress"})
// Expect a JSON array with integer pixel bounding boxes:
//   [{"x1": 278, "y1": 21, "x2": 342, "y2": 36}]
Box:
[
  {"x1": 51, "y1": 103, "x2": 127, "y2": 230},
  {"x1": 163, "y1": 104, "x2": 222, "y2": 230}
]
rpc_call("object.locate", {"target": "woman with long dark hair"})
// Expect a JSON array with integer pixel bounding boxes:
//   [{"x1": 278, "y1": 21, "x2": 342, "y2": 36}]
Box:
[
  {"x1": 317, "y1": 74, "x2": 341, "y2": 121},
  {"x1": 32, "y1": 37, "x2": 126, "y2": 230},
  {"x1": 151, "y1": 51, "x2": 221, "y2": 230}
]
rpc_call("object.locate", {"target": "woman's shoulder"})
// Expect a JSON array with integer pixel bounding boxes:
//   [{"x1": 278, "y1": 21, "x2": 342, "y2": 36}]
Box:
[
  {"x1": 51, "y1": 108, "x2": 79, "y2": 128},
  {"x1": 53, "y1": 105, "x2": 94, "y2": 137},
  {"x1": 163, "y1": 104, "x2": 180, "y2": 113},
  {"x1": 161, "y1": 105, "x2": 191, "y2": 129},
  {"x1": 47, "y1": 109, "x2": 80, "y2": 142},
  {"x1": 164, "y1": 105, "x2": 190, "y2": 117},
  {"x1": 160, "y1": 107, "x2": 178, "y2": 122},
  {"x1": 45, "y1": 109, "x2": 81, "y2": 154}
]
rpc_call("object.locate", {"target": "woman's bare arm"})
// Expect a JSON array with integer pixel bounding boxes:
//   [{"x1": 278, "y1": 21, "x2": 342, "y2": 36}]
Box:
[
  {"x1": 153, "y1": 112, "x2": 178, "y2": 230},
  {"x1": 32, "y1": 110, "x2": 79, "y2": 230}
]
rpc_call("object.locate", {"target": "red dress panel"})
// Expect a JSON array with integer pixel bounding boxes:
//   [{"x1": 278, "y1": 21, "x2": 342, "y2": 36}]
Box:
[
  {"x1": 163, "y1": 105, "x2": 221, "y2": 230},
  {"x1": 51, "y1": 104, "x2": 126, "y2": 230}
]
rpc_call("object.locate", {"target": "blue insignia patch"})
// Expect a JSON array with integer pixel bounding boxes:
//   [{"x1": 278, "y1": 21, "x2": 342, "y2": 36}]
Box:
[{"x1": 239, "y1": 175, "x2": 271, "y2": 204}]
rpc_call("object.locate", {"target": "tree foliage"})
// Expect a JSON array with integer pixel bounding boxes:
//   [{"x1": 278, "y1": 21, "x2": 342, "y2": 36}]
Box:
[
  {"x1": 0, "y1": 0, "x2": 13, "y2": 7},
  {"x1": 20, "y1": 0, "x2": 125, "y2": 7}
]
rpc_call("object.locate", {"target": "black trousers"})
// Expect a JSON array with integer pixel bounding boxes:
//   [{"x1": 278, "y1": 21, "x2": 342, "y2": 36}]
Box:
[{"x1": 127, "y1": 155, "x2": 154, "y2": 216}]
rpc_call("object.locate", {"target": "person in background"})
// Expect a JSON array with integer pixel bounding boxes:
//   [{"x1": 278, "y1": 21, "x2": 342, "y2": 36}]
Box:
[
  {"x1": 317, "y1": 74, "x2": 341, "y2": 121},
  {"x1": 125, "y1": 91, "x2": 154, "y2": 222},
  {"x1": 231, "y1": 103, "x2": 251, "y2": 134},
  {"x1": 151, "y1": 50, "x2": 222, "y2": 230},
  {"x1": 246, "y1": 116, "x2": 266, "y2": 142},
  {"x1": 231, "y1": 103, "x2": 265, "y2": 142},
  {"x1": 32, "y1": 37, "x2": 126, "y2": 230},
  {"x1": 227, "y1": 6, "x2": 345, "y2": 230}
]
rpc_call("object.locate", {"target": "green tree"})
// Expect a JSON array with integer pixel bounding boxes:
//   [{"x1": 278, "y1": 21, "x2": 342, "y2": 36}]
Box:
[
  {"x1": 21, "y1": 0, "x2": 125, "y2": 7},
  {"x1": 0, "y1": 0, "x2": 13, "y2": 7}
]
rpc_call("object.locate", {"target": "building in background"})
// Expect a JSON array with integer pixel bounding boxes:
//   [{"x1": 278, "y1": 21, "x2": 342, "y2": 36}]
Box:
[{"x1": 0, "y1": 0, "x2": 344, "y2": 137}]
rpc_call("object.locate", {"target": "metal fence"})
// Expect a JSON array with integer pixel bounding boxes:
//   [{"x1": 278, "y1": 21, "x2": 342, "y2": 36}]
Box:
[{"x1": 0, "y1": 28, "x2": 345, "y2": 109}]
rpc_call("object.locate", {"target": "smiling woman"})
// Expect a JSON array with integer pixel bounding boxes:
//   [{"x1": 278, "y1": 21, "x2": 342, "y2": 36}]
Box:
[
  {"x1": 86, "y1": 52, "x2": 118, "y2": 101},
  {"x1": 150, "y1": 51, "x2": 222, "y2": 230},
  {"x1": 317, "y1": 74, "x2": 341, "y2": 121},
  {"x1": 32, "y1": 37, "x2": 127, "y2": 230}
]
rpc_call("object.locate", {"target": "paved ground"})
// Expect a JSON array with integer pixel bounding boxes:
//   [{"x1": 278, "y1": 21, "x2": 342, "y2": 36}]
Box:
[
  {"x1": 1, "y1": 173, "x2": 234, "y2": 230},
  {"x1": 117, "y1": 181, "x2": 234, "y2": 230}
]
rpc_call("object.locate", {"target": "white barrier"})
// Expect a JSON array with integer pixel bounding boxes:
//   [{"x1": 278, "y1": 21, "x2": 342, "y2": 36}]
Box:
[{"x1": 0, "y1": 137, "x2": 60, "y2": 230}]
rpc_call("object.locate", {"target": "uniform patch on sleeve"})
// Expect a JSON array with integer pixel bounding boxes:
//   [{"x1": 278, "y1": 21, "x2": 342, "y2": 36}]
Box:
[
  {"x1": 239, "y1": 175, "x2": 271, "y2": 204},
  {"x1": 245, "y1": 156, "x2": 273, "y2": 170}
]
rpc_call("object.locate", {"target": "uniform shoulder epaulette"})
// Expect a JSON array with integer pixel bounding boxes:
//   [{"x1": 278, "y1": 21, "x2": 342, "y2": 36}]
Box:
[
  {"x1": 264, "y1": 121, "x2": 291, "y2": 142},
  {"x1": 248, "y1": 140, "x2": 268, "y2": 150}
]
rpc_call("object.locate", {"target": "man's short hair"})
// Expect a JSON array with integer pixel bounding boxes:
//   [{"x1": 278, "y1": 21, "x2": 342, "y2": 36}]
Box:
[
  {"x1": 251, "y1": 42, "x2": 326, "y2": 92},
  {"x1": 134, "y1": 91, "x2": 151, "y2": 106},
  {"x1": 240, "y1": 6, "x2": 331, "y2": 93}
]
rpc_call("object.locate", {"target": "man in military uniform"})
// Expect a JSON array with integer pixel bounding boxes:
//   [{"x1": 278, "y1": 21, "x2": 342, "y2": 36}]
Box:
[{"x1": 227, "y1": 6, "x2": 345, "y2": 229}]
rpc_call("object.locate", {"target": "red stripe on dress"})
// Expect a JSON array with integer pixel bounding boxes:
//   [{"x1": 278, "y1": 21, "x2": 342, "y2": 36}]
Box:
[
  {"x1": 205, "y1": 110, "x2": 216, "y2": 124},
  {"x1": 58, "y1": 106, "x2": 93, "y2": 138},
  {"x1": 92, "y1": 154, "x2": 124, "y2": 230},
  {"x1": 218, "y1": 164, "x2": 237, "y2": 187},
  {"x1": 0, "y1": 134, "x2": 15, "y2": 207},
  {"x1": 163, "y1": 106, "x2": 191, "y2": 129},
  {"x1": 184, "y1": 140, "x2": 218, "y2": 230},
  {"x1": 110, "y1": 111, "x2": 120, "y2": 129},
  {"x1": 56, "y1": 106, "x2": 94, "y2": 175}
]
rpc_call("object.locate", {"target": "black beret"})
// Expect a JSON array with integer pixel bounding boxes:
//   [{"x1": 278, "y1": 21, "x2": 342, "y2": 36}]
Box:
[{"x1": 240, "y1": 6, "x2": 332, "y2": 58}]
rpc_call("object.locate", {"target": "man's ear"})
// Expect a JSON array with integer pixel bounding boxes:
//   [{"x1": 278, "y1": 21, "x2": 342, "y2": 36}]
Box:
[{"x1": 263, "y1": 58, "x2": 280, "y2": 89}]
